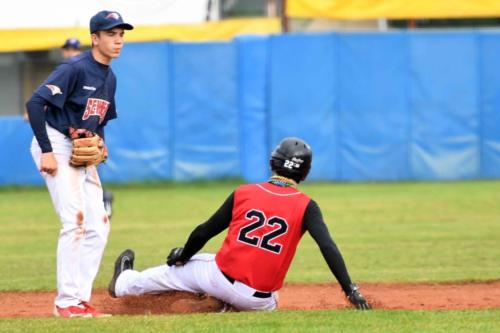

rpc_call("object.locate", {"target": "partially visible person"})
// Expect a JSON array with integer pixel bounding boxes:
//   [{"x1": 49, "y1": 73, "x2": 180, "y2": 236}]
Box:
[
  {"x1": 61, "y1": 38, "x2": 82, "y2": 59},
  {"x1": 108, "y1": 137, "x2": 371, "y2": 312},
  {"x1": 103, "y1": 190, "x2": 114, "y2": 219},
  {"x1": 26, "y1": 10, "x2": 133, "y2": 318},
  {"x1": 22, "y1": 38, "x2": 80, "y2": 121}
]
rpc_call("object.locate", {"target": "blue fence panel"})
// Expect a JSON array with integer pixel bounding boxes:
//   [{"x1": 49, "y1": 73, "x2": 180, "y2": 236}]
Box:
[
  {"x1": 338, "y1": 33, "x2": 410, "y2": 181},
  {"x1": 106, "y1": 42, "x2": 171, "y2": 182},
  {"x1": 0, "y1": 117, "x2": 42, "y2": 185},
  {"x1": 409, "y1": 33, "x2": 480, "y2": 180},
  {"x1": 172, "y1": 42, "x2": 239, "y2": 180},
  {"x1": 269, "y1": 33, "x2": 338, "y2": 180},
  {"x1": 236, "y1": 36, "x2": 270, "y2": 183},
  {"x1": 479, "y1": 32, "x2": 500, "y2": 178},
  {"x1": 4, "y1": 31, "x2": 500, "y2": 186}
]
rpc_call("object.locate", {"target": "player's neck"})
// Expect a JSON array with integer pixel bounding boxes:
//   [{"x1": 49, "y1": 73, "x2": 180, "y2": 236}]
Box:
[
  {"x1": 91, "y1": 48, "x2": 112, "y2": 66},
  {"x1": 268, "y1": 175, "x2": 298, "y2": 188}
]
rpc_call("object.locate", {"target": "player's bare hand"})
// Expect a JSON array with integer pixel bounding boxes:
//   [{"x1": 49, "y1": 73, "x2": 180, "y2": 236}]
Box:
[
  {"x1": 166, "y1": 247, "x2": 186, "y2": 266},
  {"x1": 40, "y1": 152, "x2": 58, "y2": 176},
  {"x1": 347, "y1": 284, "x2": 372, "y2": 310}
]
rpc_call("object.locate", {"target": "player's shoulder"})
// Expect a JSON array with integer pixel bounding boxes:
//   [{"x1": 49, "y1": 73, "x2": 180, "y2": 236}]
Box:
[
  {"x1": 309, "y1": 198, "x2": 323, "y2": 218},
  {"x1": 108, "y1": 67, "x2": 117, "y2": 80},
  {"x1": 233, "y1": 183, "x2": 260, "y2": 195},
  {"x1": 307, "y1": 198, "x2": 318, "y2": 209}
]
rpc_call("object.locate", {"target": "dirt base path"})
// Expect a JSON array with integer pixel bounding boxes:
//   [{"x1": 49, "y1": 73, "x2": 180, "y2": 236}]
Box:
[{"x1": 2, "y1": 281, "x2": 500, "y2": 317}]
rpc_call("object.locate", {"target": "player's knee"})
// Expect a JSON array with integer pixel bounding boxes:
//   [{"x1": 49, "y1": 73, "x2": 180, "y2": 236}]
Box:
[
  {"x1": 82, "y1": 226, "x2": 110, "y2": 245},
  {"x1": 59, "y1": 224, "x2": 85, "y2": 242}
]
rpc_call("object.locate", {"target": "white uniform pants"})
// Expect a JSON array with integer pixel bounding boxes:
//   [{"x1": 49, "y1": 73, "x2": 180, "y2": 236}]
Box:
[
  {"x1": 115, "y1": 254, "x2": 277, "y2": 311},
  {"x1": 31, "y1": 124, "x2": 110, "y2": 308}
]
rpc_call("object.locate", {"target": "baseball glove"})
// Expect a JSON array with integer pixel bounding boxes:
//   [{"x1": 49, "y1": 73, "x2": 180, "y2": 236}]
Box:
[{"x1": 69, "y1": 128, "x2": 108, "y2": 167}]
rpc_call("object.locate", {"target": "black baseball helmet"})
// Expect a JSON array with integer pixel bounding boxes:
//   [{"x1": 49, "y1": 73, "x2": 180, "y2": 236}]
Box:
[{"x1": 270, "y1": 137, "x2": 312, "y2": 183}]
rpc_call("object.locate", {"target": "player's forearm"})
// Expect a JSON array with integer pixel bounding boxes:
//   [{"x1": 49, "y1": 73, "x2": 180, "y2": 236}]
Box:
[
  {"x1": 318, "y1": 244, "x2": 353, "y2": 295},
  {"x1": 303, "y1": 200, "x2": 353, "y2": 294},
  {"x1": 180, "y1": 213, "x2": 233, "y2": 260},
  {"x1": 180, "y1": 224, "x2": 213, "y2": 261},
  {"x1": 26, "y1": 94, "x2": 52, "y2": 153}
]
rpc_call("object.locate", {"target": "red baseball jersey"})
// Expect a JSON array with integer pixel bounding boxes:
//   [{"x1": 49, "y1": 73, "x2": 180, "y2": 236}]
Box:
[{"x1": 215, "y1": 182, "x2": 311, "y2": 292}]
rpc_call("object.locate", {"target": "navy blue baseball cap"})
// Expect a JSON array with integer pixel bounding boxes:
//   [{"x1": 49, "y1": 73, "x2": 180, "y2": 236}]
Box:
[
  {"x1": 89, "y1": 10, "x2": 134, "y2": 33},
  {"x1": 62, "y1": 38, "x2": 81, "y2": 49}
]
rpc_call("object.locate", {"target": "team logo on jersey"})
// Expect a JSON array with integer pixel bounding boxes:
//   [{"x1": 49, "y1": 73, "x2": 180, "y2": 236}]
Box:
[
  {"x1": 105, "y1": 12, "x2": 120, "y2": 20},
  {"x1": 82, "y1": 98, "x2": 110, "y2": 124},
  {"x1": 45, "y1": 85, "x2": 62, "y2": 96}
]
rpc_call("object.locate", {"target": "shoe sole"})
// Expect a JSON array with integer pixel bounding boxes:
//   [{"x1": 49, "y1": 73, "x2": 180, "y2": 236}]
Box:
[{"x1": 108, "y1": 249, "x2": 135, "y2": 298}]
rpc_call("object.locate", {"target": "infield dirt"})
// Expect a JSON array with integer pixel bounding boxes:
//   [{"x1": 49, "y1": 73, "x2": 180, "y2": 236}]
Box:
[{"x1": 1, "y1": 280, "x2": 499, "y2": 317}]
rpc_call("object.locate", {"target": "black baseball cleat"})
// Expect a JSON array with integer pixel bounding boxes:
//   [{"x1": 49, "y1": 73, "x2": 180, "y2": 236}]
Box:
[{"x1": 108, "y1": 249, "x2": 135, "y2": 298}]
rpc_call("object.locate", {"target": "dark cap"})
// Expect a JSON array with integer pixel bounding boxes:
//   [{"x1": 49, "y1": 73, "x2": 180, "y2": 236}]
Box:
[
  {"x1": 62, "y1": 38, "x2": 81, "y2": 49},
  {"x1": 89, "y1": 10, "x2": 134, "y2": 34}
]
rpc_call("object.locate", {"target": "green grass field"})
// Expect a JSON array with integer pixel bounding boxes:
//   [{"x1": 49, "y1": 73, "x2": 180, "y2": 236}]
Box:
[
  {"x1": 1, "y1": 181, "x2": 500, "y2": 332},
  {"x1": 2, "y1": 310, "x2": 500, "y2": 333}
]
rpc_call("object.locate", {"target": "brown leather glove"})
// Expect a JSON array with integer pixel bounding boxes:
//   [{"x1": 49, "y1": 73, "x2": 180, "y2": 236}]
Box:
[{"x1": 69, "y1": 128, "x2": 108, "y2": 167}]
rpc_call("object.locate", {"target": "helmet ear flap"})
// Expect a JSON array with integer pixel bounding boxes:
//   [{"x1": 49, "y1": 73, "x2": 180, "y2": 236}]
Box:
[
  {"x1": 301, "y1": 162, "x2": 311, "y2": 181},
  {"x1": 269, "y1": 157, "x2": 283, "y2": 175}
]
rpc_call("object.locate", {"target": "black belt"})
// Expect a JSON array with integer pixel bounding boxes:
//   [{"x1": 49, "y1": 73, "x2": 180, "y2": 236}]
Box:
[{"x1": 221, "y1": 271, "x2": 272, "y2": 299}]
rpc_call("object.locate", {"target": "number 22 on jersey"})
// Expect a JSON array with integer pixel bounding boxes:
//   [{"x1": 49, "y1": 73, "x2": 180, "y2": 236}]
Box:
[{"x1": 237, "y1": 209, "x2": 288, "y2": 254}]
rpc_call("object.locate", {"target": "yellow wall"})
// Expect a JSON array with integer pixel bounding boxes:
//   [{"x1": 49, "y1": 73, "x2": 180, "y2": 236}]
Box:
[
  {"x1": 0, "y1": 18, "x2": 280, "y2": 53},
  {"x1": 287, "y1": 0, "x2": 500, "y2": 19}
]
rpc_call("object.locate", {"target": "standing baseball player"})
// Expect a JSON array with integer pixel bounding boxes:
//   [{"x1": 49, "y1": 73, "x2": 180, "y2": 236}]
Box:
[
  {"x1": 109, "y1": 137, "x2": 371, "y2": 311},
  {"x1": 25, "y1": 36, "x2": 115, "y2": 221},
  {"x1": 26, "y1": 10, "x2": 133, "y2": 318}
]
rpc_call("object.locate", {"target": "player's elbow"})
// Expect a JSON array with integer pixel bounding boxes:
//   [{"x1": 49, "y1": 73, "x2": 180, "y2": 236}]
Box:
[{"x1": 26, "y1": 94, "x2": 46, "y2": 116}]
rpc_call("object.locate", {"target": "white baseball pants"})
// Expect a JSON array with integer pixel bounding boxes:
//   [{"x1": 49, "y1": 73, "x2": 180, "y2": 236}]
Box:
[
  {"x1": 115, "y1": 253, "x2": 277, "y2": 311},
  {"x1": 31, "y1": 124, "x2": 110, "y2": 308}
]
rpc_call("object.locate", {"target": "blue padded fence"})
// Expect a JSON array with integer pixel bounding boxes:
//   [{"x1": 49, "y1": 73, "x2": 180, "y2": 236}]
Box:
[
  {"x1": 101, "y1": 42, "x2": 171, "y2": 182},
  {"x1": 171, "y1": 42, "x2": 240, "y2": 181},
  {"x1": 2, "y1": 30, "x2": 500, "y2": 185}
]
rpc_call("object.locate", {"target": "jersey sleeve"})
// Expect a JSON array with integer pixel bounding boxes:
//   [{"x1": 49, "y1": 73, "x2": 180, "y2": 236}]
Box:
[
  {"x1": 26, "y1": 95, "x2": 52, "y2": 152},
  {"x1": 33, "y1": 63, "x2": 77, "y2": 110},
  {"x1": 103, "y1": 73, "x2": 118, "y2": 124},
  {"x1": 104, "y1": 99, "x2": 117, "y2": 124},
  {"x1": 302, "y1": 200, "x2": 353, "y2": 295}
]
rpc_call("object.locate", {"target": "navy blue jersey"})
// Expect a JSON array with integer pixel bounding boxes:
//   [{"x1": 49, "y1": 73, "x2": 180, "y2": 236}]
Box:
[{"x1": 33, "y1": 50, "x2": 117, "y2": 137}]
